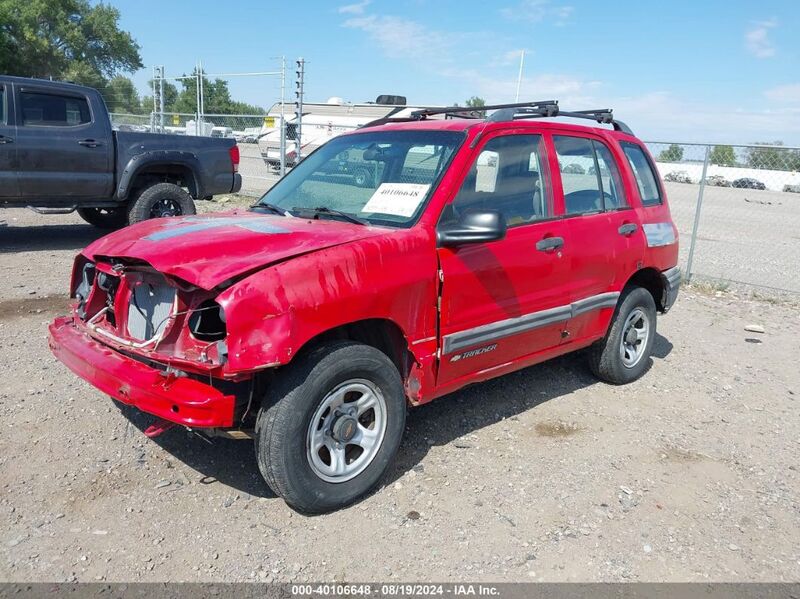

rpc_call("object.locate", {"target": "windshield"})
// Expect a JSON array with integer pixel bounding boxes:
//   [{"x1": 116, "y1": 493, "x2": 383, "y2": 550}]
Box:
[{"x1": 255, "y1": 130, "x2": 464, "y2": 227}]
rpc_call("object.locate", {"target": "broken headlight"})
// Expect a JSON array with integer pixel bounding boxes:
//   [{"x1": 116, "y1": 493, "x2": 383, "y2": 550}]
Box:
[
  {"x1": 188, "y1": 300, "x2": 227, "y2": 342},
  {"x1": 74, "y1": 262, "x2": 96, "y2": 320}
]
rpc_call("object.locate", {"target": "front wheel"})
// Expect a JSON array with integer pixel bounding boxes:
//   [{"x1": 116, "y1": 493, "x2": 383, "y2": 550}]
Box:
[
  {"x1": 352, "y1": 168, "x2": 372, "y2": 188},
  {"x1": 588, "y1": 286, "x2": 657, "y2": 384},
  {"x1": 255, "y1": 342, "x2": 406, "y2": 513}
]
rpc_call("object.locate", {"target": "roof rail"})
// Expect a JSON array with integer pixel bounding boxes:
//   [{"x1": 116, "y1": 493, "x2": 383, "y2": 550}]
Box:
[
  {"x1": 360, "y1": 100, "x2": 634, "y2": 135},
  {"x1": 410, "y1": 100, "x2": 558, "y2": 121},
  {"x1": 501, "y1": 105, "x2": 634, "y2": 135}
]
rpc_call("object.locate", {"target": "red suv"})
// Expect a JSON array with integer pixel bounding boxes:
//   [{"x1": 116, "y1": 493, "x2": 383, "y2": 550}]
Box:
[{"x1": 49, "y1": 101, "x2": 680, "y2": 513}]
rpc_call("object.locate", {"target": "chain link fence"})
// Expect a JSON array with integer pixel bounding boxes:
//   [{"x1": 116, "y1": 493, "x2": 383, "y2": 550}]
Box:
[{"x1": 645, "y1": 142, "x2": 800, "y2": 296}]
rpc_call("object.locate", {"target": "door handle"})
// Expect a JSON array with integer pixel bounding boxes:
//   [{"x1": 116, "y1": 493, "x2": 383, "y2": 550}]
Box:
[
  {"x1": 78, "y1": 139, "x2": 102, "y2": 148},
  {"x1": 618, "y1": 223, "x2": 638, "y2": 236},
  {"x1": 536, "y1": 236, "x2": 564, "y2": 252},
  {"x1": 0, "y1": 136, "x2": 13, "y2": 144}
]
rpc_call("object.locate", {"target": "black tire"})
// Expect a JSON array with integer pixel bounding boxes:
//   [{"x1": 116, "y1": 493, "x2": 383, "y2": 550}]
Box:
[
  {"x1": 255, "y1": 341, "x2": 406, "y2": 514},
  {"x1": 588, "y1": 286, "x2": 657, "y2": 385},
  {"x1": 76, "y1": 207, "x2": 128, "y2": 229},
  {"x1": 127, "y1": 183, "x2": 196, "y2": 224},
  {"x1": 352, "y1": 168, "x2": 371, "y2": 188}
]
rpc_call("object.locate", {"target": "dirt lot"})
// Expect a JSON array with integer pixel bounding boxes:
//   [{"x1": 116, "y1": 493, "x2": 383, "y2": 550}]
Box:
[{"x1": 1, "y1": 206, "x2": 799, "y2": 583}]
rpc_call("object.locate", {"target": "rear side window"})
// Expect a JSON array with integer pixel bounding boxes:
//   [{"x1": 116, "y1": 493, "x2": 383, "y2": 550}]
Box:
[
  {"x1": 554, "y1": 135, "x2": 626, "y2": 214},
  {"x1": 20, "y1": 92, "x2": 91, "y2": 127},
  {"x1": 622, "y1": 143, "x2": 662, "y2": 206},
  {"x1": 593, "y1": 141, "x2": 626, "y2": 209}
]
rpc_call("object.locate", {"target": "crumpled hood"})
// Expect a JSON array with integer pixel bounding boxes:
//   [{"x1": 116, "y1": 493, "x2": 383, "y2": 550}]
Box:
[{"x1": 83, "y1": 211, "x2": 384, "y2": 289}]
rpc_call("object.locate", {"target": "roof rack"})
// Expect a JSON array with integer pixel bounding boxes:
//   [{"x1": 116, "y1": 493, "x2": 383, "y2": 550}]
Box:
[
  {"x1": 360, "y1": 100, "x2": 634, "y2": 135},
  {"x1": 409, "y1": 100, "x2": 558, "y2": 121},
  {"x1": 504, "y1": 106, "x2": 634, "y2": 135}
]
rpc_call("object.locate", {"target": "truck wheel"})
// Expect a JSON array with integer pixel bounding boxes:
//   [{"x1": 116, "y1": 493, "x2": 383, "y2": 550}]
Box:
[
  {"x1": 76, "y1": 207, "x2": 128, "y2": 229},
  {"x1": 353, "y1": 168, "x2": 371, "y2": 188},
  {"x1": 588, "y1": 286, "x2": 657, "y2": 385},
  {"x1": 255, "y1": 342, "x2": 406, "y2": 513},
  {"x1": 127, "y1": 183, "x2": 196, "y2": 224}
]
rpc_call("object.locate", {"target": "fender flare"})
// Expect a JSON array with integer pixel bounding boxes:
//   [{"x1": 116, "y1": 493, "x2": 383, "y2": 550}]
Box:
[{"x1": 116, "y1": 151, "x2": 205, "y2": 200}]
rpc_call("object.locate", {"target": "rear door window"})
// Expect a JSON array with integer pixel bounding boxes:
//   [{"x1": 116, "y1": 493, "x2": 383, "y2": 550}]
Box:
[
  {"x1": 592, "y1": 141, "x2": 626, "y2": 209},
  {"x1": 555, "y1": 135, "x2": 629, "y2": 214},
  {"x1": 20, "y1": 92, "x2": 91, "y2": 127},
  {"x1": 621, "y1": 143, "x2": 662, "y2": 206}
]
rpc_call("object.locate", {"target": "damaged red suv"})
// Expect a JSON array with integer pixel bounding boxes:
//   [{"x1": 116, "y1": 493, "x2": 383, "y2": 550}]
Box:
[{"x1": 49, "y1": 101, "x2": 680, "y2": 513}]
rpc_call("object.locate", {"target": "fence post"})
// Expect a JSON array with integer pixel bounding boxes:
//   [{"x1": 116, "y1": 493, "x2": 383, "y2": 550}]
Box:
[{"x1": 685, "y1": 144, "x2": 711, "y2": 281}]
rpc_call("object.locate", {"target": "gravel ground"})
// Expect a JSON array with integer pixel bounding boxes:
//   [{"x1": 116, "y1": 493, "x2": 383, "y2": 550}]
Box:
[{"x1": 0, "y1": 206, "x2": 799, "y2": 583}]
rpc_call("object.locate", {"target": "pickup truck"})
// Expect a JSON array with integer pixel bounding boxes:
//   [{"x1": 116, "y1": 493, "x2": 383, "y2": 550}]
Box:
[
  {"x1": 49, "y1": 100, "x2": 680, "y2": 513},
  {"x1": 0, "y1": 76, "x2": 241, "y2": 227}
]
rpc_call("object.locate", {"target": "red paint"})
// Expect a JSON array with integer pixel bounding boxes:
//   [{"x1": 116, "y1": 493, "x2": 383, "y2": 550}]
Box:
[
  {"x1": 49, "y1": 117, "x2": 679, "y2": 430},
  {"x1": 49, "y1": 316, "x2": 235, "y2": 427}
]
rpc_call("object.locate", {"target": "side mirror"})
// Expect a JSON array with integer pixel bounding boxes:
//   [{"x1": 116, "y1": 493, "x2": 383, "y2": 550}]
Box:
[{"x1": 437, "y1": 209, "x2": 507, "y2": 247}]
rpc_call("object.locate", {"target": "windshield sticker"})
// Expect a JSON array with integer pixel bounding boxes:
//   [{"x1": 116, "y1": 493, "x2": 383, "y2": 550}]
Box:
[
  {"x1": 361, "y1": 183, "x2": 430, "y2": 218},
  {"x1": 145, "y1": 216, "x2": 289, "y2": 241}
]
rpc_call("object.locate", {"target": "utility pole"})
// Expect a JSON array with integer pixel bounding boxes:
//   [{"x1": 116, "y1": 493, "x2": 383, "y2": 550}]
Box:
[
  {"x1": 158, "y1": 66, "x2": 164, "y2": 133},
  {"x1": 195, "y1": 61, "x2": 201, "y2": 135},
  {"x1": 294, "y1": 58, "x2": 305, "y2": 163},
  {"x1": 279, "y1": 56, "x2": 287, "y2": 177},
  {"x1": 152, "y1": 66, "x2": 159, "y2": 132},
  {"x1": 199, "y1": 59, "x2": 205, "y2": 133},
  {"x1": 515, "y1": 50, "x2": 526, "y2": 102}
]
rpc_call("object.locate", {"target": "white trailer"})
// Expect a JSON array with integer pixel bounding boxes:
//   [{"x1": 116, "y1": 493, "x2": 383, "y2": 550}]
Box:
[{"x1": 257, "y1": 96, "x2": 435, "y2": 172}]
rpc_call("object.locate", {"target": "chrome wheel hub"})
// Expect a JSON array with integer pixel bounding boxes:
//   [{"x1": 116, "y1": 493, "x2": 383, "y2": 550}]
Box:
[
  {"x1": 620, "y1": 308, "x2": 650, "y2": 368},
  {"x1": 306, "y1": 379, "x2": 387, "y2": 483}
]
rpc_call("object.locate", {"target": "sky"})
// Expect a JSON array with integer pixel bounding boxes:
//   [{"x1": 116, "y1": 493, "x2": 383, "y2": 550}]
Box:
[{"x1": 112, "y1": 0, "x2": 800, "y2": 145}]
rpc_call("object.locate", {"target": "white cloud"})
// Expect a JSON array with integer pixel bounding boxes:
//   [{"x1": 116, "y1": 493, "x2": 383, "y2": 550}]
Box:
[
  {"x1": 765, "y1": 83, "x2": 800, "y2": 103},
  {"x1": 500, "y1": 0, "x2": 574, "y2": 25},
  {"x1": 342, "y1": 14, "x2": 453, "y2": 59},
  {"x1": 745, "y1": 19, "x2": 778, "y2": 58},
  {"x1": 338, "y1": 0, "x2": 371, "y2": 15},
  {"x1": 338, "y1": 9, "x2": 800, "y2": 143}
]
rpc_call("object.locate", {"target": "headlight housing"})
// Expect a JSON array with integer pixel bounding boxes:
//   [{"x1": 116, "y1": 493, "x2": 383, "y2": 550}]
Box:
[
  {"x1": 74, "y1": 261, "x2": 96, "y2": 319},
  {"x1": 187, "y1": 300, "x2": 227, "y2": 341}
]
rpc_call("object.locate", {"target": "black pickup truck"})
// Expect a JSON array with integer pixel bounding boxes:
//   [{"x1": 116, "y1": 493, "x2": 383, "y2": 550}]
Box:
[{"x1": 0, "y1": 76, "x2": 241, "y2": 228}]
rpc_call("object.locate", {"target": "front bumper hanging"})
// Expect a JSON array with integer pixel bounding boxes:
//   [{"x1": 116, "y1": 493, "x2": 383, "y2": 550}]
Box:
[{"x1": 48, "y1": 316, "x2": 236, "y2": 428}]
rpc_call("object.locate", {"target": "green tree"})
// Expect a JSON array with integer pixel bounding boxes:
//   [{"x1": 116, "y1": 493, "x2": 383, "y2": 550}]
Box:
[
  {"x1": 658, "y1": 144, "x2": 684, "y2": 162},
  {"x1": 462, "y1": 95, "x2": 486, "y2": 117},
  {"x1": 0, "y1": 0, "x2": 142, "y2": 85},
  {"x1": 709, "y1": 145, "x2": 736, "y2": 167},
  {"x1": 745, "y1": 141, "x2": 800, "y2": 171},
  {"x1": 168, "y1": 70, "x2": 264, "y2": 115},
  {"x1": 102, "y1": 76, "x2": 142, "y2": 114},
  {"x1": 142, "y1": 80, "x2": 179, "y2": 114}
]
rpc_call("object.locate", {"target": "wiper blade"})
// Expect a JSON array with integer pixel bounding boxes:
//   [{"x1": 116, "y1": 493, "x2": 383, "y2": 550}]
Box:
[
  {"x1": 249, "y1": 202, "x2": 292, "y2": 216},
  {"x1": 292, "y1": 206, "x2": 367, "y2": 226}
]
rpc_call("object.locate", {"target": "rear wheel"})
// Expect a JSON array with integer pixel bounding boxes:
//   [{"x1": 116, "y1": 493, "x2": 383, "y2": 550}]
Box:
[
  {"x1": 588, "y1": 286, "x2": 657, "y2": 385},
  {"x1": 127, "y1": 182, "x2": 196, "y2": 224},
  {"x1": 76, "y1": 207, "x2": 128, "y2": 229},
  {"x1": 255, "y1": 342, "x2": 406, "y2": 513}
]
